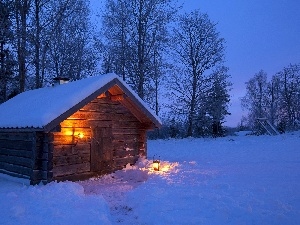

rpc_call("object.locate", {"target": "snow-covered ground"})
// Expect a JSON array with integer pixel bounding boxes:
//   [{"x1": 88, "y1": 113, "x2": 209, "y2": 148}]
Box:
[{"x1": 1, "y1": 131, "x2": 300, "y2": 225}]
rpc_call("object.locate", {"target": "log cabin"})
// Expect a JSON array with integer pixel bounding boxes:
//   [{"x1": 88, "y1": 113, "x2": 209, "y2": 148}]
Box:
[{"x1": 0, "y1": 74, "x2": 161, "y2": 184}]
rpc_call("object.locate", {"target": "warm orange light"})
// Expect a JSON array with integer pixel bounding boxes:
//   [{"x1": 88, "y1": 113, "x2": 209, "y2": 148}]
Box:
[
  {"x1": 78, "y1": 133, "x2": 84, "y2": 139},
  {"x1": 160, "y1": 164, "x2": 171, "y2": 172},
  {"x1": 153, "y1": 160, "x2": 160, "y2": 171},
  {"x1": 65, "y1": 130, "x2": 73, "y2": 136}
]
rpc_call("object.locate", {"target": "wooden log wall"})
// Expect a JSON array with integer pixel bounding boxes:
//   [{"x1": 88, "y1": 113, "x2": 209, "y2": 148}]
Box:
[
  {"x1": 33, "y1": 132, "x2": 54, "y2": 184},
  {"x1": 0, "y1": 131, "x2": 54, "y2": 185},
  {"x1": 0, "y1": 131, "x2": 35, "y2": 181},
  {"x1": 51, "y1": 126, "x2": 91, "y2": 179},
  {"x1": 82, "y1": 98, "x2": 148, "y2": 171},
  {"x1": 51, "y1": 97, "x2": 149, "y2": 180}
]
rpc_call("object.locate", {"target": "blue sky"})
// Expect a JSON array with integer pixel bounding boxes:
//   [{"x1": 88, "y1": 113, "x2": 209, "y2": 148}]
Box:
[
  {"x1": 179, "y1": 0, "x2": 300, "y2": 126},
  {"x1": 90, "y1": 0, "x2": 300, "y2": 127}
]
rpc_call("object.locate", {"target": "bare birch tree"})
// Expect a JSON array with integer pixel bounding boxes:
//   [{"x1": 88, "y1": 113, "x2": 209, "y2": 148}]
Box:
[
  {"x1": 28, "y1": 0, "x2": 97, "y2": 84},
  {"x1": 241, "y1": 70, "x2": 269, "y2": 128},
  {"x1": 242, "y1": 64, "x2": 300, "y2": 131},
  {"x1": 168, "y1": 10, "x2": 225, "y2": 136},
  {"x1": 102, "y1": 0, "x2": 130, "y2": 81},
  {"x1": 101, "y1": 0, "x2": 176, "y2": 102},
  {"x1": 276, "y1": 64, "x2": 300, "y2": 130}
]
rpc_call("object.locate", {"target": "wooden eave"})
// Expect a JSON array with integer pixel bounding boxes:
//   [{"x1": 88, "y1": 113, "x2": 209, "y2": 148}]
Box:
[
  {"x1": 107, "y1": 85, "x2": 153, "y2": 126},
  {"x1": 109, "y1": 80, "x2": 162, "y2": 129},
  {"x1": 43, "y1": 79, "x2": 117, "y2": 132},
  {"x1": 43, "y1": 78, "x2": 161, "y2": 132}
]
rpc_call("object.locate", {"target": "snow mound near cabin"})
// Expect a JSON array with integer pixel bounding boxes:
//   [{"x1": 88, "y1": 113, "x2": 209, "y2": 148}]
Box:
[{"x1": 0, "y1": 180, "x2": 111, "y2": 225}]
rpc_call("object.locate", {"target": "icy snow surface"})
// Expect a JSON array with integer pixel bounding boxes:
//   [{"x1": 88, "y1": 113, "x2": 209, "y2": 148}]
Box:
[{"x1": 1, "y1": 132, "x2": 300, "y2": 224}]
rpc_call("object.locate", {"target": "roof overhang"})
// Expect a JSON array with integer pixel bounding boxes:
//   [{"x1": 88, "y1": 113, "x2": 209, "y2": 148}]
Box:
[
  {"x1": 43, "y1": 78, "x2": 162, "y2": 132},
  {"x1": 0, "y1": 74, "x2": 162, "y2": 132}
]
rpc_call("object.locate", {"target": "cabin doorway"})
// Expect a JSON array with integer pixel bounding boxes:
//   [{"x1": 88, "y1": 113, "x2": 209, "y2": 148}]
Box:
[{"x1": 91, "y1": 126, "x2": 113, "y2": 174}]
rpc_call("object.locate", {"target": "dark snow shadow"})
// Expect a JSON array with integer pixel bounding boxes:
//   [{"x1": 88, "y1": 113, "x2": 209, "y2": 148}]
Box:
[
  {"x1": 78, "y1": 169, "x2": 149, "y2": 197},
  {"x1": 78, "y1": 169, "x2": 149, "y2": 224},
  {"x1": 77, "y1": 159, "x2": 179, "y2": 224}
]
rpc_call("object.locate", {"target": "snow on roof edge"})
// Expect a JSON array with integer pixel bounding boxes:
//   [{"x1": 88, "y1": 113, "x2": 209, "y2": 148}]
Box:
[{"x1": 0, "y1": 73, "x2": 162, "y2": 129}]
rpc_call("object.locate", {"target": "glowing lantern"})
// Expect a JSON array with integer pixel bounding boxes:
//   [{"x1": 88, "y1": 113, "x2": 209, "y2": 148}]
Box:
[{"x1": 153, "y1": 159, "x2": 160, "y2": 171}]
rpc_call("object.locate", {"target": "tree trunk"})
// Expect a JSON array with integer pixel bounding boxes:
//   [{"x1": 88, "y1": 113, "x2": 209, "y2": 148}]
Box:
[
  {"x1": 153, "y1": 49, "x2": 159, "y2": 116},
  {"x1": 0, "y1": 41, "x2": 6, "y2": 102},
  {"x1": 40, "y1": 42, "x2": 48, "y2": 87},
  {"x1": 187, "y1": 71, "x2": 198, "y2": 137},
  {"x1": 121, "y1": 9, "x2": 126, "y2": 81},
  {"x1": 137, "y1": 0, "x2": 144, "y2": 99},
  {"x1": 270, "y1": 82, "x2": 275, "y2": 125},
  {"x1": 16, "y1": 0, "x2": 29, "y2": 93},
  {"x1": 34, "y1": 0, "x2": 41, "y2": 88}
]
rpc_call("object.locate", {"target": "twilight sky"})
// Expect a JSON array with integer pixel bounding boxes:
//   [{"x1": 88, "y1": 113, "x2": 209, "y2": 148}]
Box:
[
  {"x1": 90, "y1": 0, "x2": 300, "y2": 127},
  {"x1": 179, "y1": 0, "x2": 300, "y2": 126}
]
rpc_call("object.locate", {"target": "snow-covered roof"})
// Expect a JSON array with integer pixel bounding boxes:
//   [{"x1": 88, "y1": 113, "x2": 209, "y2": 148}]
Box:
[{"x1": 0, "y1": 73, "x2": 161, "y2": 130}]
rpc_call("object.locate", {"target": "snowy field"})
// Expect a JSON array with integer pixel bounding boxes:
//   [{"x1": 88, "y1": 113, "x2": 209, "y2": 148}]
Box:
[{"x1": 0, "y1": 131, "x2": 300, "y2": 225}]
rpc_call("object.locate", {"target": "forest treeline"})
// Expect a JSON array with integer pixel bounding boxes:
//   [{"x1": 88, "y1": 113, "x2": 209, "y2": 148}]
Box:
[
  {"x1": 1, "y1": 0, "x2": 298, "y2": 138},
  {"x1": 240, "y1": 63, "x2": 300, "y2": 133}
]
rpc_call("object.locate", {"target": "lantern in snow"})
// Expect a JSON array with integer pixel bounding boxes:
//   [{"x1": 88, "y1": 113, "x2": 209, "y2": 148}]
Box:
[{"x1": 153, "y1": 157, "x2": 160, "y2": 171}]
